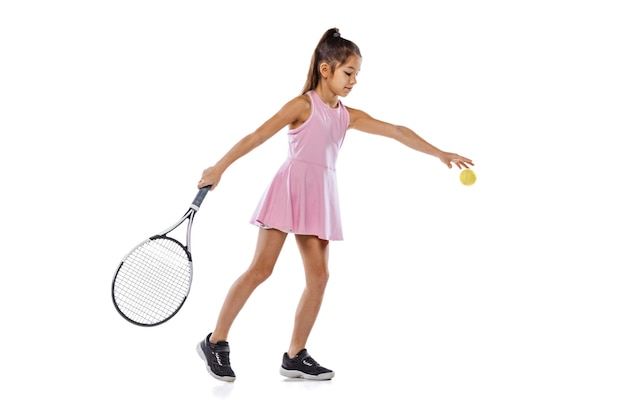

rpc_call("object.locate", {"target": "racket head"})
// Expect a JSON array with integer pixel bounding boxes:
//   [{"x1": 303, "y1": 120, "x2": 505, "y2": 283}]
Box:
[{"x1": 112, "y1": 235, "x2": 193, "y2": 326}]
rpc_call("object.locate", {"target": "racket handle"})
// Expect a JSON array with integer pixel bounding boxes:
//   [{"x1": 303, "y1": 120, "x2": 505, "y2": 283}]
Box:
[{"x1": 191, "y1": 185, "x2": 211, "y2": 209}]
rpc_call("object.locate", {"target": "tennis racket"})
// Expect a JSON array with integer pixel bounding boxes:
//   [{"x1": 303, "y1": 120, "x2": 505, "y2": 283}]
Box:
[{"x1": 112, "y1": 186, "x2": 211, "y2": 326}]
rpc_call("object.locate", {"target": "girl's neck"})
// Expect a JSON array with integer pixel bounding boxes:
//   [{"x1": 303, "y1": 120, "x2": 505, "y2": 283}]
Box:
[{"x1": 313, "y1": 86, "x2": 339, "y2": 109}]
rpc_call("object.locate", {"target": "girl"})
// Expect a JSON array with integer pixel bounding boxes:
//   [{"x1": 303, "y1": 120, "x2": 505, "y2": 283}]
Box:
[{"x1": 196, "y1": 28, "x2": 473, "y2": 382}]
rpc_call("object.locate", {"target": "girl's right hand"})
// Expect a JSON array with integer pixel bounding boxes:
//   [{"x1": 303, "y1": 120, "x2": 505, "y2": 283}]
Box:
[
  {"x1": 197, "y1": 166, "x2": 222, "y2": 190},
  {"x1": 439, "y1": 152, "x2": 473, "y2": 170}
]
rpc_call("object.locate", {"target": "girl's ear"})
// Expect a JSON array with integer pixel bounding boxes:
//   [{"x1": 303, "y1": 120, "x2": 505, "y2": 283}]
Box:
[{"x1": 319, "y1": 62, "x2": 331, "y2": 79}]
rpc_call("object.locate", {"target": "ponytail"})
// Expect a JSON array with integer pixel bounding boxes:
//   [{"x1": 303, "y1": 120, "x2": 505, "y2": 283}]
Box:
[{"x1": 302, "y1": 28, "x2": 361, "y2": 94}]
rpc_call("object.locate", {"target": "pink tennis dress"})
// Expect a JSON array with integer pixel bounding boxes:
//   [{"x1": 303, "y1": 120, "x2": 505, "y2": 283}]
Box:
[{"x1": 250, "y1": 90, "x2": 349, "y2": 241}]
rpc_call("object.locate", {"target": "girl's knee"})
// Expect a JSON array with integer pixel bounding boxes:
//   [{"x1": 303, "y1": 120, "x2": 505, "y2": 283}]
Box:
[
  {"x1": 309, "y1": 270, "x2": 330, "y2": 291},
  {"x1": 244, "y1": 265, "x2": 274, "y2": 286}
]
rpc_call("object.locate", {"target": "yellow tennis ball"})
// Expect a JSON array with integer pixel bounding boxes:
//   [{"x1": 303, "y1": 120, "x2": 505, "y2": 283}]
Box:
[{"x1": 460, "y1": 169, "x2": 476, "y2": 186}]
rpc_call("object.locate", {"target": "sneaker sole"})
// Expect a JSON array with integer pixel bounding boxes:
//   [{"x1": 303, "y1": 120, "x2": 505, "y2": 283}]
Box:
[
  {"x1": 279, "y1": 367, "x2": 335, "y2": 381},
  {"x1": 196, "y1": 342, "x2": 236, "y2": 383}
]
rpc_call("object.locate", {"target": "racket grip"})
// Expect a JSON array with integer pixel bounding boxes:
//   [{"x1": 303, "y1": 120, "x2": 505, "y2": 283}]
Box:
[{"x1": 192, "y1": 186, "x2": 211, "y2": 209}]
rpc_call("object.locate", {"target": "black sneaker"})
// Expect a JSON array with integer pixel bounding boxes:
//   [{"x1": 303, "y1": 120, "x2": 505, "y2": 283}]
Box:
[
  {"x1": 196, "y1": 333, "x2": 236, "y2": 382},
  {"x1": 279, "y1": 349, "x2": 335, "y2": 380}
]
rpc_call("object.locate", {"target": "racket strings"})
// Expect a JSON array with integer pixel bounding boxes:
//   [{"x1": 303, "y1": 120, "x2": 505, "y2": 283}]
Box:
[{"x1": 113, "y1": 237, "x2": 192, "y2": 325}]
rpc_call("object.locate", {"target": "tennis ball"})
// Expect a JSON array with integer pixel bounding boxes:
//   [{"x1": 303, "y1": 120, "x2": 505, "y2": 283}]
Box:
[{"x1": 459, "y1": 169, "x2": 476, "y2": 186}]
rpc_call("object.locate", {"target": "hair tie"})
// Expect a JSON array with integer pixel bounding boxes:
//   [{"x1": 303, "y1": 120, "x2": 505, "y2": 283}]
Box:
[{"x1": 333, "y1": 32, "x2": 340, "y2": 38}]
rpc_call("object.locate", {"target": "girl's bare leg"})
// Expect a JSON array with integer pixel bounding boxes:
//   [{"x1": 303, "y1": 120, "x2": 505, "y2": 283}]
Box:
[
  {"x1": 287, "y1": 234, "x2": 330, "y2": 357},
  {"x1": 209, "y1": 228, "x2": 287, "y2": 343}
]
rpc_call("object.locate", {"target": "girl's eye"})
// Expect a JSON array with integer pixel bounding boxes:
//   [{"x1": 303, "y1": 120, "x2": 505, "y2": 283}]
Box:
[{"x1": 345, "y1": 72, "x2": 353, "y2": 77}]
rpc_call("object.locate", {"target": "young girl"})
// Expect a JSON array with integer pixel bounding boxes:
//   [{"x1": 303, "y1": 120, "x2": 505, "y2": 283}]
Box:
[{"x1": 196, "y1": 28, "x2": 473, "y2": 382}]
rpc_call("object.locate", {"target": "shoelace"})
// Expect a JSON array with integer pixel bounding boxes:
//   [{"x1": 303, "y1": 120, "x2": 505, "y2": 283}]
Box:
[
  {"x1": 213, "y1": 351, "x2": 230, "y2": 367},
  {"x1": 302, "y1": 355, "x2": 319, "y2": 367}
]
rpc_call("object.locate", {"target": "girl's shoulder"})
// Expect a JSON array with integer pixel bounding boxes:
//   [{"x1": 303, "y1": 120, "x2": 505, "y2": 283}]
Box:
[
  {"x1": 284, "y1": 93, "x2": 312, "y2": 117},
  {"x1": 345, "y1": 106, "x2": 374, "y2": 130},
  {"x1": 345, "y1": 105, "x2": 365, "y2": 119},
  {"x1": 283, "y1": 93, "x2": 313, "y2": 130},
  {"x1": 283, "y1": 92, "x2": 312, "y2": 110}
]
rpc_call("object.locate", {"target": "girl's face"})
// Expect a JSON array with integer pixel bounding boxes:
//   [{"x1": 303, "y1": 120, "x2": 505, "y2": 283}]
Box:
[{"x1": 328, "y1": 55, "x2": 361, "y2": 97}]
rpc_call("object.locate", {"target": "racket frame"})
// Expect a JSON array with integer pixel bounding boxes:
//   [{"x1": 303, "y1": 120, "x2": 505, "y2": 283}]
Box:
[{"x1": 111, "y1": 186, "x2": 210, "y2": 326}]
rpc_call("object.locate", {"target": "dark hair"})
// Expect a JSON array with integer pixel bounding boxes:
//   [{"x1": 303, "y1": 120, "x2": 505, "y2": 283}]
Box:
[{"x1": 302, "y1": 28, "x2": 362, "y2": 94}]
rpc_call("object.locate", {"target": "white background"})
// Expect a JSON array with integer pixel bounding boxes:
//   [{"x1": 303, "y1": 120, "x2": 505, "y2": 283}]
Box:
[{"x1": 1, "y1": 1, "x2": 624, "y2": 416}]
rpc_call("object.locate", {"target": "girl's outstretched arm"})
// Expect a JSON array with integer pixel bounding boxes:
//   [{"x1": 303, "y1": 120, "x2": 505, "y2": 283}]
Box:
[
  {"x1": 347, "y1": 107, "x2": 473, "y2": 169},
  {"x1": 198, "y1": 95, "x2": 311, "y2": 189}
]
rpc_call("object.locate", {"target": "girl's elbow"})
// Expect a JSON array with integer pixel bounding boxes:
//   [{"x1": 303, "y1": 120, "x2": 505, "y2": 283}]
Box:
[{"x1": 390, "y1": 124, "x2": 406, "y2": 139}]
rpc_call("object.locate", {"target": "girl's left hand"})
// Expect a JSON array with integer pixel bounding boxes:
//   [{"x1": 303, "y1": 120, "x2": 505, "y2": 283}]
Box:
[{"x1": 440, "y1": 152, "x2": 473, "y2": 169}]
